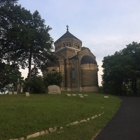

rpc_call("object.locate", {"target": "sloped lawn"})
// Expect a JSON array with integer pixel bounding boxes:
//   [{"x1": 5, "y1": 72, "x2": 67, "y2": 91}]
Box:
[{"x1": 0, "y1": 92, "x2": 121, "y2": 140}]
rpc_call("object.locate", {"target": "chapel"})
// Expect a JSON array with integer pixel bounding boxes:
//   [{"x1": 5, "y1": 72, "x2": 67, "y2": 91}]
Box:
[{"x1": 46, "y1": 27, "x2": 99, "y2": 92}]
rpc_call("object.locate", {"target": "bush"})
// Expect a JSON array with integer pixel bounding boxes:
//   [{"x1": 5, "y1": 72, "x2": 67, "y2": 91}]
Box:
[
  {"x1": 44, "y1": 72, "x2": 63, "y2": 87},
  {"x1": 24, "y1": 76, "x2": 46, "y2": 93}
]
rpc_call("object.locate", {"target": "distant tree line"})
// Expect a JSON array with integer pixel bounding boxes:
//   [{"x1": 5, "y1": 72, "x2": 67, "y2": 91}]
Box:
[{"x1": 102, "y1": 42, "x2": 140, "y2": 95}]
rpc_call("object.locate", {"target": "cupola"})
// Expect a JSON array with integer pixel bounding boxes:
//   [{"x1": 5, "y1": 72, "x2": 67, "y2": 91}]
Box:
[{"x1": 54, "y1": 26, "x2": 82, "y2": 51}]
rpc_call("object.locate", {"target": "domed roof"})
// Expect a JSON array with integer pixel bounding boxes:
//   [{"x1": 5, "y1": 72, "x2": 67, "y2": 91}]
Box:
[
  {"x1": 54, "y1": 30, "x2": 82, "y2": 44},
  {"x1": 81, "y1": 55, "x2": 97, "y2": 65}
]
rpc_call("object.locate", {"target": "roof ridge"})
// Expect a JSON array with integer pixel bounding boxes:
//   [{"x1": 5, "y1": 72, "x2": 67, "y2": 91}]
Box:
[{"x1": 54, "y1": 31, "x2": 82, "y2": 43}]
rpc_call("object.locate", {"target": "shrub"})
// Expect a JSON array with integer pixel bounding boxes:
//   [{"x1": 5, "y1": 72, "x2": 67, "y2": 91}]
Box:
[
  {"x1": 44, "y1": 72, "x2": 63, "y2": 87},
  {"x1": 24, "y1": 76, "x2": 46, "y2": 93}
]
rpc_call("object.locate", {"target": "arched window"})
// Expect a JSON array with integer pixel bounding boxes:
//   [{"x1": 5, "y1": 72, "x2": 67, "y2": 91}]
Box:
[{"x1": 71, "y1": 69, "x2": 75, "y2": 79}]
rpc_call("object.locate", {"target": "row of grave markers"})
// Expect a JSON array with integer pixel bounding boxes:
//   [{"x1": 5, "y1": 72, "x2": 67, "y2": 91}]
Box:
[
  {"x1": 10, "y1": 112, "x2": 104, "y2": 140},
  {"x1": 67, "y1": 94, "x2": 88, "y2": 98},
  {"x1": 8, "y1": 92, "x2": 30, "y2": 97}
]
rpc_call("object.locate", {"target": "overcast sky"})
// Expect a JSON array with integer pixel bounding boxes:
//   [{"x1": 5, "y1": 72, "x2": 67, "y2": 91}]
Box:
[{"x1": 18, "y1": 0, "x2": 140, "y2": 86}]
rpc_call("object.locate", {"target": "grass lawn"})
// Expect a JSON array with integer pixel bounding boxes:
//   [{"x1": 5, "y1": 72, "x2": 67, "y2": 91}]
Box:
[{"x1": 0, "y1": 91, "x2": 121, "y2": 140}]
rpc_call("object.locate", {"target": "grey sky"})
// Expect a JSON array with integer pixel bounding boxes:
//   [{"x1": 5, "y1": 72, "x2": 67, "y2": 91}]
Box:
[{"x1": 18, "y1": 0, "x2": 140, "y2": 85}]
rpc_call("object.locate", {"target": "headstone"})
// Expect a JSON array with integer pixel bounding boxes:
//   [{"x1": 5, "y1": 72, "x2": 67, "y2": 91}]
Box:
[
  {"x1": 79, "y1": 96, "x2": 84, "y2": 98},
  {"x1": 20, "y1": 87, "x2": 23, "y2": 93},
  {"x1": 26, "y1": 132, "x2": 40, "y2": 139},
  {"x1": 67, "y1": 94, "x2": 71, "y2": 96},
  {"x1": 14, "y1": 91, "x2": 17, "y2": 95},
  {"x1": 70, "y1": 121, "x2": 79, "y2": 125},
  {"x1": 80, "y1": 119, "x2": 87, "y2": 123},
  {"x1": 40, "y1": 131, "x2": 46, "y2": 136},
  {"x1": 49, "y1": 127, "x2": 57, "y2": 132},
  {"x1": 104, "y1": 96, "x2": 109, "y2": 98},
  {"x1": 25, "y1": 92, "x2": 30, "y2": 97},
  {"x1": 48, "y1": 85, "x2": 61, "y2": 94},
  {"x1": 79, "y1": 94, "x2": 84, "y2": 98},
  {"x1": 60, "y1": 126, "x2": 63, "y2": 130},
  {"x1": 9, "y1": 91, "x2": 12, "y2": 95},
  {"x1": 87, "y1": 118, "x2": 90, "y2": 121}
]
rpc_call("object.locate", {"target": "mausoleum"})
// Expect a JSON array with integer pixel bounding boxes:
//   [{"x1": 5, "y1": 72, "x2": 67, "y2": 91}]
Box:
[{"x1": 45, "y1": 27, "x2": 99, "y2": 92}]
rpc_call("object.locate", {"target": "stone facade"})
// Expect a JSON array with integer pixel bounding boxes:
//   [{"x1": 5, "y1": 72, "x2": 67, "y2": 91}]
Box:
[{"x1": 45, "y1": 28, "x2": 99, "y2": 92}]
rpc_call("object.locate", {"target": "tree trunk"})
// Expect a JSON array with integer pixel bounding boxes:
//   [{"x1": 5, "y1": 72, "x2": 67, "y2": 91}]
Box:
[{"x1": 27, "y1": 49, "x2": 32, "y2": 92}]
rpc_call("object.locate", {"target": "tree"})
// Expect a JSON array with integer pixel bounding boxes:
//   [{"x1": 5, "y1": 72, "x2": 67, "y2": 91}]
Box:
[
  {"x1": 30, "y1": 66, "x2": 39, "y2": 78},
  {"x1": 44, "y1": 72, "x2": 63, "y2": 87},
  {"x1": 102, "y1": 42, "x2": 140, "y2": 95},
  {"x1": 25, "y1": 76, "x2": 46, "y2": 93},
  {"x1": 0, "y1": 63, "x2": 22, "y2": 92},
  {"x1": 81, "y1": 46, "x2": 91, "y2": 51},
  {"x1": 0, "y1": 2, "x2": 55, "y2": 90},
  {"x1": 0, "y1": 0, "x2": 18, "y2": 6}
]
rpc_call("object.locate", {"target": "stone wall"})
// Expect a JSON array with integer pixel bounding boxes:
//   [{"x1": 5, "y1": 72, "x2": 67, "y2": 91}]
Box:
[
  {"x1": 81, "y1": 63, "x2": 98, "y2": 87},
  {"x1": 81, "y1": 86, "x2": 99, "y2": 92}
]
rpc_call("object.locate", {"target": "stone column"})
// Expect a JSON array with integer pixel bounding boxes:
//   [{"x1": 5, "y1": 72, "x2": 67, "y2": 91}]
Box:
[
  {"x1": 65, "y1": 58, "x2": 71, "y2": 91},
  {"x1": 59, "y1": 59, "x2": 65, "y2": 90}
]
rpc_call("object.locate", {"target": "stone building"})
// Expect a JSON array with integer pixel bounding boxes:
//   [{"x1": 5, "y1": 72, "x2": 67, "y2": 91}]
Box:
[{"x1": 46, "y1": 27, "x2": 99, "y2": 92}]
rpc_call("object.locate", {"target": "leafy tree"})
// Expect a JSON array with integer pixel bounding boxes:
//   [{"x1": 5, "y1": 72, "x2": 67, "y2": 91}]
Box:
[
  {"x1": 24, "y1": 76, "x2": 46, "y2": 94},
  {"x1": 30, "y1": 66, "x2": 39, "y2": 78},
  {"x1": 0, "y1": 0, "x2": 18, "y2": 6},
  {"x1": 0, "y1": 63, "x2": 22, "y2": 92},
  {"x1": 102, "y1": 54, "x2": 130, "y2": 95},
  {"x1": 0, "y1": 2, "x2": 55, "y2": 90},
  {"x1": 102, "y1": 42, "x2": 140, "y2": 95},
  {"x1": 30, "y1": 76, "x2": 46, "y2": 93},
  {"x1": 81, "y1": 46, "x2": 91, "y2": 51},
  {"x1": 44, "y1": 72, "x2": 63, "y2": 87}
]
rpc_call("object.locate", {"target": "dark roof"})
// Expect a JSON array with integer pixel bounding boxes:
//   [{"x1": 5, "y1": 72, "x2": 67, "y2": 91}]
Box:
[
  {"x1": 54, "y1": 30, "x2": 82, "y2": 44},
  {"x1": 81, "y1": 55, "x2": 97, "y2": 65}
]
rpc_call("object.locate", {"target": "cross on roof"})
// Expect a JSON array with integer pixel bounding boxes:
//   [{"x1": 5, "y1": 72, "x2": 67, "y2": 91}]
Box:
[{"x1": 66, "y1": 25, "x2": 69, "y2": 31}]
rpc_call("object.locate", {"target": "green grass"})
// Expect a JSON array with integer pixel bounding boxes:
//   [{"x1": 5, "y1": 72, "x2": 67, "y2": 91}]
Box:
[{"x1": 0, "y1": 92, "x2": 121, "y2": 140}]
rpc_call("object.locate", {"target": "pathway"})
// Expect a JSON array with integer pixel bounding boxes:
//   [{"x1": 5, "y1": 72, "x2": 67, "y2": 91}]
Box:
[{"x1": 94, "y1": 96, "x2": 140, "y2": 140}]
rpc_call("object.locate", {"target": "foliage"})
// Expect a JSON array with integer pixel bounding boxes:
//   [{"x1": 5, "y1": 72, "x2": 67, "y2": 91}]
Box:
[
  {"x1": 24, "y1": 67, "x2": 45, "y2": 93},
  {"x1": 0, "y1": 2, "x2": 54, "y2": 84},
  {"x1": 0, "y1": 63, "x2": 22, "y2": 92},
  {"x1": 0, "y1": 92, "x2": 121, "y2": 139},
  {"x1": 0, "y1": 0, "x2": 18, "y2": 6},
  {"x1": 44, "y1": 72, "x2": 63, "y2": 87},
  {"x1": 81, "y1": 46, "x2": 90, "y2": 51},
  {"x1": 26, "y1": 76, "x2": 46, "y2": 93},
  {"x1": 24, "y1": 70, "x2": 63, "y2": 93},
  {"x1": 30, "y1": 66, "x2": 39, "y2": 78},
  {"x1": 102, "y1": 42, "x2": 140, "y2": 95}
]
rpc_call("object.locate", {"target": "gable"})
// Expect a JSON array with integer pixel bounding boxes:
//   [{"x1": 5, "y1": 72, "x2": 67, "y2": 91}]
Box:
[{"x1": 77, "y1": 48, "x2": 96, "y2": 63}]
